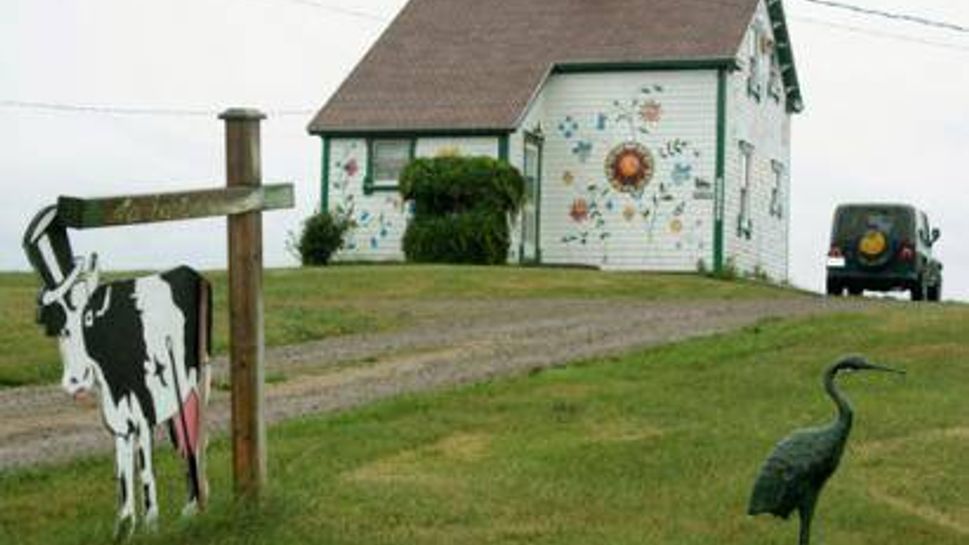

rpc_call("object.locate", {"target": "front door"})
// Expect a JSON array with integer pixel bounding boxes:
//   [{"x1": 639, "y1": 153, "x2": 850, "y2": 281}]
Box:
[{"x1": 520, "y1": 134, "x2": 542, "y2": 263}]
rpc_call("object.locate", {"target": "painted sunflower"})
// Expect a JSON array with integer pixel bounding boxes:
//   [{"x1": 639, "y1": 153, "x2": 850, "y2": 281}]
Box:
[{"x1": 605, "y1": 142, "x2": 655, "y2": 193}]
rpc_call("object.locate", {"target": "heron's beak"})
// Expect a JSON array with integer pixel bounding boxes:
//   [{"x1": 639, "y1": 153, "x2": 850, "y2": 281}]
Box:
[{"x1": 864, "y1": 362, "x2": 906, "y2": 375}]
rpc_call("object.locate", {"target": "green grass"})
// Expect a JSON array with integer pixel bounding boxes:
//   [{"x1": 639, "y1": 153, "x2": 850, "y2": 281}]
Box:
[
  {"x1": 1, "y1": 304, "x2": 966, "y2": 544},
  {"x1": 0, "y1": 265, "x2": 800, "y2": 386}
]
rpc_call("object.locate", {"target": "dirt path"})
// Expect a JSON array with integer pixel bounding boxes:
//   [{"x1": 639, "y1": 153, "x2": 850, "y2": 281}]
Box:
[{"x1": 0, "y1": 297, "x2": 869, "y2": 471}]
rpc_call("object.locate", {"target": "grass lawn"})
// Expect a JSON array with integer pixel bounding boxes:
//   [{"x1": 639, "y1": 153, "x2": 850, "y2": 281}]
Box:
[
  {"x1": 0, "y1": 265, "x2": 800, "y2": 386},
  {"x1": 1, "y1": 304, "x2": 966, "y2": 544}
]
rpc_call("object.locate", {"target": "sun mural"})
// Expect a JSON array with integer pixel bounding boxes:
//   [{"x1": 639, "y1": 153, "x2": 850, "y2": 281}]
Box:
[{"x1": 605, "y1": 142, "x2": 655, "y2": 193}]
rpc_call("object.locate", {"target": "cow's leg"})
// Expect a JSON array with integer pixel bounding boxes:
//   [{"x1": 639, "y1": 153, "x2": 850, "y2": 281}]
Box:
[
  {"x1": 169, "y1": 419, "x2": 201, "y2": 517},
  {"x1": 136, "y1": 427, "x2": 159, "y2": 530},
  {"x1": 114, "y1": 434, "x2": 137, "y2": 538}
]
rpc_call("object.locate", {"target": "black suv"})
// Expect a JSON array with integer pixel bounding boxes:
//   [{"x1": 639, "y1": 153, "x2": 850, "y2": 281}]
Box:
[{"x1": 826, "y1": 204, "x2": 942, "y2": 301}]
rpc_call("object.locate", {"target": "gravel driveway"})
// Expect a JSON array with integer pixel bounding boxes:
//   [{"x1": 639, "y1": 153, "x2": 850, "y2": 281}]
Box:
[{"x1": 0, "y1": 297, "x2": 868, "y2": 471}]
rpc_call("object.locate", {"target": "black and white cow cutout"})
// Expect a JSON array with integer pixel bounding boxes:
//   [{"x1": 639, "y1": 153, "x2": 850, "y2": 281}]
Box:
[{"x1": 24, "y1": 206, "x2": 212, "y2": 535}]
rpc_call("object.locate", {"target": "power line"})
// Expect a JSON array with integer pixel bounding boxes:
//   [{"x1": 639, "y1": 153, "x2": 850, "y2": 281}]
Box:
[
  {"x1": 253, "y1": 0, "x2": 389, "y2": 22},
  {"x1": 791, "y1": 15, "x2": 969, "y2": 53},
  {"x1": 0, "y1": 100, "x2": 313, "y2": 117},
  {"x1": 802, "y1": 0, "x2": 969, "y2": 34}
]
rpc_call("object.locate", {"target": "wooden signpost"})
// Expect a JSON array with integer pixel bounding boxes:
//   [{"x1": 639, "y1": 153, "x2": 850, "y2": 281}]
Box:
[{"x1": 56, "y1": 108, "x2": 292, "y2": 499}]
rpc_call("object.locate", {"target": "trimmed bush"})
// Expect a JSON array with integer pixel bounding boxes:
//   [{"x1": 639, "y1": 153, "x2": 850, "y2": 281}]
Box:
[
  {"x1": 399, "y1": 156, "x2": 525, "y2": 265},
  {"x1": 403, "y1": 211, "x2": 511, "y2": 265},
  {"x1": 296, "y1": 211, "x2": 352, "y2": 266}
]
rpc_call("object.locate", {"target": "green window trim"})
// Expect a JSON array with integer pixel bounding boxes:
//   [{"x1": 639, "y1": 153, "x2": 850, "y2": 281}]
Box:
[
  {"x1": 714, "y1": 69, "x2": 727, "y2": 274},
  {"x1": 738, "y1": 141, "x2": 754, "y2": 240},
  {"x1": 520, "y1": 130, "x2": 544, "y2": 264},
  {"x1": 364, "y1": 137, "x2": 416, "y2": 195},
  {"x1": 769, "y1": 160, "x2": 785, "y2": 219},
  {"x1": 321, "y1": 136, "x2": 331, "y2": 211}
]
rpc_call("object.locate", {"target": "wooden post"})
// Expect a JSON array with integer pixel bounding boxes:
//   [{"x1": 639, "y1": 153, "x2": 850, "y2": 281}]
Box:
[{"x1": 221, "y1": 108, "x2": 267, "y2": 498}]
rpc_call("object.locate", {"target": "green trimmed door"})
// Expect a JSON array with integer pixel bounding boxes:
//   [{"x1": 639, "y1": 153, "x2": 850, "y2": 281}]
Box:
[{"x1": 521, "y1": 135, "x2": 542, "y2": 263}]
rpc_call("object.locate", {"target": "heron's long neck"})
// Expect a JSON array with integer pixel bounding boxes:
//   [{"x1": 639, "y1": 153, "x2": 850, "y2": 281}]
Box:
[{"x1": 824, "y1": 369, "x2": 853, "y2": 432}]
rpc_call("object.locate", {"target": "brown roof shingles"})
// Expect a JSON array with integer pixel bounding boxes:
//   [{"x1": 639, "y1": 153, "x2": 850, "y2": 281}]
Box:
[{"x1": 308, "y1": 0, "x2": 759, "y2": 134}]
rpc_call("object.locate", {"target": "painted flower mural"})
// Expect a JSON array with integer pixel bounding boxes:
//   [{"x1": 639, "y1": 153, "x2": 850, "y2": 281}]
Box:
[
  {"x1": 605, "y1": 142, "x2": 655, "y2": 193},
  {"x1": 562, "y1": 170, "x2": 575, "y2": 186},
  {"x1": 639, "y1": 99, "x2": 662, "y2": 125},
  {"x1": 569, "y1": 198, "x2": 590, "y2": 223}
]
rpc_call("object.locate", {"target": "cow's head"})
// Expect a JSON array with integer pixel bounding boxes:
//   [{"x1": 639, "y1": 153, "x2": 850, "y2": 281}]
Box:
[{"x1": 37, "y1": 254, "x2": 101, "y2": 396}]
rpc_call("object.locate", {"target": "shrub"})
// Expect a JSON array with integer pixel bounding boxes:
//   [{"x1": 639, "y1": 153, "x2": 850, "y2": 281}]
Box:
[
  {"x1": 399, "y1": 156, "x2": 525, "y2": 265},
  {"x1": 295, "y1": 211, "x2": 352, "y2": 266},
  {"x1": 403, "y1": 211, "x2": 511, "y2": 265}
]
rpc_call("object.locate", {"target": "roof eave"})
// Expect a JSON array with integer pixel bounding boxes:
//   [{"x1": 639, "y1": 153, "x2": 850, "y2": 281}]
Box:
[
  {"x1": 308, "y1": 126, "x2": 516, "y2": 138},
  {"x1": 767, "y1": 0, "x2": 804, "y2": 113}
]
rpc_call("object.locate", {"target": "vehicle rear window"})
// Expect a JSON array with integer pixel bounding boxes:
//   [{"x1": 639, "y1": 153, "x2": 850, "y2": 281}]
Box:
[{"x1": 833, "y1": 207, "x2": 914, "y2": 241}]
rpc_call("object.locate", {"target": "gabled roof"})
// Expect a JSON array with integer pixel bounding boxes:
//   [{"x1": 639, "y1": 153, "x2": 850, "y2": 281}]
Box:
[{"x1": 308, "y1": 0, "x2": 802, "y2": 135}]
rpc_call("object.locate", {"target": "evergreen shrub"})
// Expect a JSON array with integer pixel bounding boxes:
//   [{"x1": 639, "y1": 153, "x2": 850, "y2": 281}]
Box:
[{"x1": 399, "y1": 156, "x2": 525, "y2": 264}]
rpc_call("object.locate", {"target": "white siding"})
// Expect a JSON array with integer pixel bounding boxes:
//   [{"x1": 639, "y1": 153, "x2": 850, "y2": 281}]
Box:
[
  {"x1": 325, "y1": 136, "x2": 499, "y2": 262},
  {"x1": 722, "y1": 0, "x2": 792, "y2": 281},
  {"x1": 537, "y1": 70, "x2": 718, "y2": 271}
]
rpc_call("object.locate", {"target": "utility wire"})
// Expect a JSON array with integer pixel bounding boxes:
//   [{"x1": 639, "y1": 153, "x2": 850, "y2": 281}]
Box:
[
  {"x1": 802, "y1": 0, "x2": 969, "y2": 34},
  {"x1": 0, "y1": 100, "x2": 313, "y2": 117},
  {"x1": 255, "y1": 0, "x2": 388, "y2": 22},
  {"x1": 791, "y1": 15, "x2": 969, "y2": 53}
]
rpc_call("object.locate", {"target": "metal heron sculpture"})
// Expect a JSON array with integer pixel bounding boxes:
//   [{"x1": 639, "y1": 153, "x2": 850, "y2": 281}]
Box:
[{"x1": 748, "y1": 355, "x2": 904, "y2": 545}]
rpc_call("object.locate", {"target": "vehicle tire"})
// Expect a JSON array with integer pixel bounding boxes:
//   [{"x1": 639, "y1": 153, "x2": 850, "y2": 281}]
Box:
[
  {"x1": 927, "y1": 282, "x2": 942, "y2": 302},
  {"x1": 911, "y1": 279, "x2": 926, "y2": 302},
  {"x1": 826, "y1": 278, "x2": 842, "y2": 296},
  {"x1": 847, "y1": 285, "x2": 863, "y2": 296}
]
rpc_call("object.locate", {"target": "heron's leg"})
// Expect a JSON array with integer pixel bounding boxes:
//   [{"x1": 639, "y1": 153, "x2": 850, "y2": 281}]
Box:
[{"x1": 798, "y1": 492, "x2": 819, "y2": 545}]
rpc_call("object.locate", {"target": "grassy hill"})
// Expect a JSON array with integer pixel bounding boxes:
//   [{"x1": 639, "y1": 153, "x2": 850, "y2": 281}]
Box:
[
  {"x1": 1, "y1": 303, "x2": 966, "y2": 545},
  {"x1": 0, "y1": 265, "x2": 800, "y2": 386}
]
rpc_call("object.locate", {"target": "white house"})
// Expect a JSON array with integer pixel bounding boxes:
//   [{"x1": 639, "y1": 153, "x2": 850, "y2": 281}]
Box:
[{"x1": 307, "y1": 0, "x2": 803, "y2": 279}]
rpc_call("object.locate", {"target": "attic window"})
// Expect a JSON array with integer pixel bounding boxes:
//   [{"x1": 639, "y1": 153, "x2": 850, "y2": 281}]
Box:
[
  {"x1": 367, "y1": 139, "x2": 414, "y2": 193},
  {"x1": 768, "y1": 52, "x2": 783, "y2": 103},
  {"x1": 747, "y1": 31, "x2": 761, "y2": 100}
]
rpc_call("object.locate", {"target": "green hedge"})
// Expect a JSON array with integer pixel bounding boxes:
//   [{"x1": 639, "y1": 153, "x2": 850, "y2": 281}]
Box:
[
  {"x1": 403, "y1": 211, "x2": 511, "y2": 265},
  {"x1": 400, "y1": 156, "x2": 525, "y2": 265},
  {"x1": 295, "y1": 211, "x2": 352, "y2": 266}
]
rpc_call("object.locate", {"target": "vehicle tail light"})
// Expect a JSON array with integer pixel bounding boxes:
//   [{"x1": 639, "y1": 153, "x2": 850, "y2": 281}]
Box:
[
  {"x1": 898, "y1": 240, "x2": 915, "y2": 262},
  {"x1": 828, "y1": 245, "x2": 843, "y2": 258}
]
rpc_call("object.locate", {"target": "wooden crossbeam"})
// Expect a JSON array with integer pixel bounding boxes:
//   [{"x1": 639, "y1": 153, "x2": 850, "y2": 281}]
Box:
[{"x1": 57, "y1": 184, "x2": 294, "y2": 229}]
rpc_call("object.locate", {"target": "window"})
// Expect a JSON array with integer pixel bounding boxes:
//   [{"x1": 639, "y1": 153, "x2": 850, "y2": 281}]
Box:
[
  {"x1": 367, "y1": 139, "x2": 414, "y2": 193},
  {"x1": 770, "y1": 160, "x2": 785, "y2": 218},
  {"x1": 768, "y1": 52, "x2": 784, "y2": 103},
  {"x1": 747, "y1": 29, "x2": 762, "y2": 100},
  {"x1": 738, "y1": 142, "x2": 754, "y2": 238}
]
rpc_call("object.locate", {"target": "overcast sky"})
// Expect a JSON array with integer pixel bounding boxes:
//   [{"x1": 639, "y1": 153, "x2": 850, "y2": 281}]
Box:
[{"x1": 2, "y1": 0, "x2": 967, "y2": 301}]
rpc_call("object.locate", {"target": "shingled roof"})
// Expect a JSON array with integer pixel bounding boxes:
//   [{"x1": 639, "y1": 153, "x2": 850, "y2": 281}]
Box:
[{"x1": 308, "y1": 0, "x2": 801, "y2": 135}]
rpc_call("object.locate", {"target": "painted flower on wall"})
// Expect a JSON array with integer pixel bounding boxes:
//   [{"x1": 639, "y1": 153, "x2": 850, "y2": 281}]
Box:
[
  {"x1": 572, "y1": 140, "x2": 593, "y2": 162},
  {"x1": 622, "y1": 204, "x2": 637, "y2": 222},
  {"x1": 562, "y1": 170, "x2": 575, "y2": 186},
  {"x1": 558, "y1": 116, "x2": 579, "y2": 139},
  {"x1": 569, "y1": 198, "x2": 590, "y2": 223},
  {"x1": 639, "y1": 99, "x2": 662, "y2": 125},
  {"x1": 672, "y1": 163, "x2": 693, "y2": 185},
  {"x1": 605, "y1": 142, "x2": 655, "y2": 193},
  {"x1": 343, "y1": 158, "x2": 360, "y2": 178}
]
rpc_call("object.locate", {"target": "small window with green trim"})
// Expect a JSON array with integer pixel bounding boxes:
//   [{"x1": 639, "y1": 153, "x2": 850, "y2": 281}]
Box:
[
  {"x1": 770, "y1": 160, "x2": 785, "y2": 218},
  {"x1": 747, "y1": 30, "x2": 762, "y2": 101},
  {"x1": 738, "y1": 141, "x2": 754, "y2": 238},
  {"x1": 368, "y1": 139, "x2": 413, "y2": 192}
]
